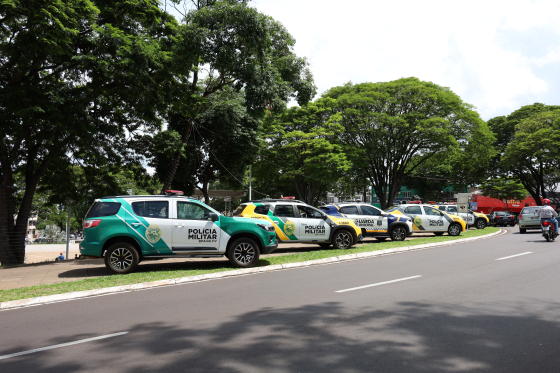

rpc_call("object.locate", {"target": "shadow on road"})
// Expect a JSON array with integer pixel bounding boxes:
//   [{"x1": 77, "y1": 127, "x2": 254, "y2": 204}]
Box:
[{"x1": 3, "y1": 300, "x2": 560, "y2": 372}]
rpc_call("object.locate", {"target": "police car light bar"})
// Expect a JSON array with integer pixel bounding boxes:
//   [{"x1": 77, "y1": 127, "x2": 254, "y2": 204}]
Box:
[{"x1": 165, "y1": 190, "x2": 184, "y2": 196}]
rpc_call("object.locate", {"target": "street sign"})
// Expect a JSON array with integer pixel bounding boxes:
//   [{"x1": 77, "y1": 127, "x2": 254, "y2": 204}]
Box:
[
  {"x1": 457, "y1": 193, "x2": 469, "y2": 204},
  {"x1": 470, "y1": 202, "x2": 477, "y2": 211},
  {"x1": 458, "y1": 203, "x2": 469, "y2": 213}
]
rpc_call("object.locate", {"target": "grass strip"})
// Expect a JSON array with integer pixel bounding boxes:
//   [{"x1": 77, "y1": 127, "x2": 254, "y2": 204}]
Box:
[{"x1": 0, "y1": 227, "x2": 499, "y2": 303}]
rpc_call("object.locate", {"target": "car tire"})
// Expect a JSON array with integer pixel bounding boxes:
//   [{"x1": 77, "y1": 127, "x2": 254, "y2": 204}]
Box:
[
  {"x1": 104, "y1": 242, "x2": 140, "y2": 274},
  {"x1": 519, "y1": 228, "x2": 526, "y2": 234},
  {"x1": 390, "y1": 226, "x2": 406, "y2": 241},
  {"x1": 434, "y1": 232, "x2": 444, "y2": 236},
  {"x1": 318, "y1": 243, "x2": 331, "y2": 249},
  {"x1": 332, "y1": 230, "x2": 353, "y2": 250},
  {"x1": 227, "y1": 237, "x2": 260, "y2": 268},
  {"x1": 375, "y1": 237, "x2": 387, "y2": 241},
  {"x1": 448, "y1": 223, "x2": 461, "y2": 236},
  {"x1": 509, "y1": 222, "x2": 516, "y2": 227},
  {"x1": 475, "y1": 219, "x2": 487, "y2": 230}
]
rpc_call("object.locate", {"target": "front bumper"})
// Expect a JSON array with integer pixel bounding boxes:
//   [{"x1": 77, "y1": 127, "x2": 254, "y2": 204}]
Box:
[{"x1": 262, "y1": 242, "x2": 278, "y2": 254}]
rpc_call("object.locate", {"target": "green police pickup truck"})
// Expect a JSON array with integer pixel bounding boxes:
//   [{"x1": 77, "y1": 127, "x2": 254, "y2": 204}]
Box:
[{"x1": 80, "y1": 191, "x2": 277, "y2": 274}]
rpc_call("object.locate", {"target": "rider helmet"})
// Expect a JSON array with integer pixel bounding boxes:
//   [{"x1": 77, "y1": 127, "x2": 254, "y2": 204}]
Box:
[{"x1": 543, "y1": 198, "x2": 551, "y2": 205}]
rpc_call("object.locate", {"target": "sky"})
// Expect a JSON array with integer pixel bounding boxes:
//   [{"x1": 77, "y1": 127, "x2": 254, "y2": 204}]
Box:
[{"x1": 252, "y1": 0, "x2": 560, "y2": 120}]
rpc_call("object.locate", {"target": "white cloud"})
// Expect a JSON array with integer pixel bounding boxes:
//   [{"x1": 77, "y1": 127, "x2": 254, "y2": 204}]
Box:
[{"x1": 253, "y1": 0, "x2": 560, "y2": 119}]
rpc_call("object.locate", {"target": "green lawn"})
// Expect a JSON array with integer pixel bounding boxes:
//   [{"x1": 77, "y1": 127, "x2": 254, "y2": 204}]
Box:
[{"x1": 0, "y1": 227, "x2": 499, "y2": 303}]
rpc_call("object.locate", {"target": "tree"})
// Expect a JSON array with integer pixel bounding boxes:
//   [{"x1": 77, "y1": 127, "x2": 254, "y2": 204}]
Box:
[
  {"x1": 480, "y1": 178, "x2": 527, "y2": 211},
  {"x1": 0, "y1": 0, "x2": 178, "y2": 265},
  {"x1": 148, "y1": 87, "x2": 260, "y2": 204},
  {"x1": 254, "y1": 103, "x2": 351, "y2": 205},
  {"x1": 160, "y1": 0, "x2": 316, "y2": 191},
  {"x1": 323, "y1": 78, "x2": 490, "y2": 209},
  {"x1": 489, "y1": 104, "x2": 560, "y2": 205}
]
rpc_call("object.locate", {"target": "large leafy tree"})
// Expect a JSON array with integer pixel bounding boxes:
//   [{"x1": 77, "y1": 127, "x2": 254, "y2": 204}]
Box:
[
  {"x1": 148, "y1": 87, "x2": 260, "y2": 204},
  {"x1": 0, "y1": 0, "x2": 177, "y2": 265},
  {"x1": 160, "y1": 0, "x2": 316, "y2": 191},
  {"x1": 488, "y1": 104, "x2": 560, "y2": 205},
  {"x1": 254, "y1": 103, "x2": 351, "y2": 205},
  {"x1": 324, "y1": 78, "x2": 491, "y2": 209}
]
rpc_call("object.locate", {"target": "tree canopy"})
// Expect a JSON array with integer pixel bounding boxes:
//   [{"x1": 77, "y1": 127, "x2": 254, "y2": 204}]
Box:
[
  {"x1": 160, "y1": 0, "x2": 316, "y2": 191},
  {"x1": 321, "y1": 78, "x2": 492, "y2": 209},
  {"x1": 1, "y1": 0, "x2": 178, "y2": 264}
]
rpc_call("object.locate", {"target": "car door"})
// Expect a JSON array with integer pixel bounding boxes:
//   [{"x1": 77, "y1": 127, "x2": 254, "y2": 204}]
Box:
[
  {"x1": 127, "y1": 199, "x2": 174, "y2": 254},
  {"x1": 296, "y1": 204, "x2": 330, "y2": 241},
  {"x1": 358, "y1": 205, "x2": 387, "y2": 233},
  {"x1": 403, "y1": 205, "x2": 425, "y2": 231},
  {"x1": 423, "y1": 206, "x2": 447, "y2": 231},
  {"x1": 339, "y1": 205, "x2": 362, "y2": 229},
  {"x1": 271, "y1": 204, "x2": 299, "y2": 240},
  {"x1": 171, "y1": 201, "x2": 221, "y2": 253}
]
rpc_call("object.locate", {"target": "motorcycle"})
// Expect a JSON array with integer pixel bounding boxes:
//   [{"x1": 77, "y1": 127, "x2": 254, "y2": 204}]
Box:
[{"x1": 541, "y1": 219, "x2": 558, "y2": 242}]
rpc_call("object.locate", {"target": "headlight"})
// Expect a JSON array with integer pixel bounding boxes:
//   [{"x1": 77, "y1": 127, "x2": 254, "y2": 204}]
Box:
[{"x1": 257, "y1": 223, "x2": 275, "y2": 232}]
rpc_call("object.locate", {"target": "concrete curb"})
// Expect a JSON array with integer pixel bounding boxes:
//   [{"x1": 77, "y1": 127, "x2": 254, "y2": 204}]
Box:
[{"x1": 1, "y1": 229, "x2": 505, "y2": 311}]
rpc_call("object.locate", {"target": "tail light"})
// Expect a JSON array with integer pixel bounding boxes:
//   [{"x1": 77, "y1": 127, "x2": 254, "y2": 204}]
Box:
[
  {"x1": 543, "y1": 221, "x2": 549, "y2": 226},
  {"x1": 520, "y1": 214, "x2": 523, "y2": 220},
  {"x1": 84, "y1": 219, "x2": 102, "y2": 229}
]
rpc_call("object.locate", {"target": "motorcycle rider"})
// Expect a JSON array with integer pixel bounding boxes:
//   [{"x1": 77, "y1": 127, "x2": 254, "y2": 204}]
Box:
[{"x1": 539, "y1": 199, "x2": 559, "y2": 236}]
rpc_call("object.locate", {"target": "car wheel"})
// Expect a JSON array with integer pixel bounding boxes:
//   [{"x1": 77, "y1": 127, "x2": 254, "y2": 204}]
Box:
[
  {"x1": 318, "y1": 243, "x2": 331, "y2": 249},
  {"x1": 375, "y1": 237, "x2": 387, "y2": 241},
  {"x1": 475, "y1": 219, "x2": 487, "y2": 229},
  {"x1": 509, "y1": 222, "x2": 516, "y2": 227},
  {"x1": 390, "y1": 226, "x2": 406, "y2": 241},
  {"x1": 434, "y1": 232, "x2": 444, "y2": 236},
  {"x1": 104, "y1": 243, "x2": 140, "y2": 274},
  {"x1": 519, "y1": 228, "x2": 526, "y2": 234},
  {"x1": 333, "y1": 230, "x2": 353, "y2": 250},
  {"x1": 227, "y1": 237, "x2": 260, "y2": 268},
  {"x1": 448, "y1": 223, "x2": 461, "y2": 236}
]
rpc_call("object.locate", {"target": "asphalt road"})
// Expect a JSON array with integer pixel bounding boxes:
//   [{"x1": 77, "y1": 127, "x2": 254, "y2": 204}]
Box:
[{"x1": 1, "y1": 227, "x2": 560, "y2": 373}]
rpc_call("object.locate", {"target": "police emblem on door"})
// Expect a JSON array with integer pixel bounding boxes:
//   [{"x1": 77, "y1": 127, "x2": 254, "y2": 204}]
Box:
[
  {"x1": 284, "y1": 221, "x2": 295, "y2": 236},
  {"x1": 146, "y1": 224, "x2": 162, "y2": 244}
]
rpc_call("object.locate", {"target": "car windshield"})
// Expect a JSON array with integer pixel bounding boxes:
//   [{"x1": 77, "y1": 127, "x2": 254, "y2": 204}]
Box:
[{"x1": 495, "y1": 211, "x2": 512, "y2": 216}]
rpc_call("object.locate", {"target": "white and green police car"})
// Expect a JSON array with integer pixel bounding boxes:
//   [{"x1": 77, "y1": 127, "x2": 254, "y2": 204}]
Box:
[{"x1": 80, "y1": 191, "x2": 278, "y2": 274}]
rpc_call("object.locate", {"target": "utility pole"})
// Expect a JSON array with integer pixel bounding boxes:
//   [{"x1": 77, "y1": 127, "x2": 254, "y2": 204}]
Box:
[
  {"x1": 65, "y1": 200, "x2": 71, "y2": 260},
  {"x1": 249, "y1": 165, "x2": 252, "y2": 201}
]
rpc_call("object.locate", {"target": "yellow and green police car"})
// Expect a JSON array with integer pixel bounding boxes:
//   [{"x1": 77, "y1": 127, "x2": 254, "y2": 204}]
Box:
[
  {"x1": 233, "y1": 199, "x2": 363, "y2": 249},
  {"x1": 385, "y1": 204, "x2": 467, "y2": 236}
]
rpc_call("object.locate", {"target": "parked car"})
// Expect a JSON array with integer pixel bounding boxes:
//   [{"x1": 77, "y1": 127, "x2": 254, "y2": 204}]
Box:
[
  {"x1": 80, "y1": 190, "x2": 278, "y2": 274},
  {"x1": 385, "y1": 204, "x2": 467, "y2": 236},
  {"x1": 489, "y1": 211, "x2": 516, "y2": 227},
  {"x1": 233, "y1": 199, "x2": 363, "y2": 249},
  {"x1": 434, "y1": 204, "x2": 489, "y2": 229},
  {"x1": 518, "y1": 206, "x2": 541, "y2": 233},
  {"x1": 319, "y1": 202, "x2": 413, "y2": 241}
]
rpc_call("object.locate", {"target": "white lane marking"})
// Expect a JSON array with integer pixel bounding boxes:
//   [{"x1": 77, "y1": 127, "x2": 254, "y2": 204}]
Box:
[
  {"x1": 336, "y1": 275, "x2": 422, "y2": 293},
  {"x1": 0, "y1": 331, "x2": 128, "y2": 360},
  {"x1": 496, "y1": 252, "x2": 533, "y2": 261}
]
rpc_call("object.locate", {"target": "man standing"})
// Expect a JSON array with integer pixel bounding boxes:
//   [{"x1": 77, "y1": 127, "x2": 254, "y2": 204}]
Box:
[{"x1": 539, "y1": 199, "x2": 559, "y2": 235}]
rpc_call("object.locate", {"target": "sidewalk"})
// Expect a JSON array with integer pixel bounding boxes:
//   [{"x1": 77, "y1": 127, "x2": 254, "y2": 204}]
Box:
[{"x1": 0, "y1": 235, "x2": 436, "y2": 291}]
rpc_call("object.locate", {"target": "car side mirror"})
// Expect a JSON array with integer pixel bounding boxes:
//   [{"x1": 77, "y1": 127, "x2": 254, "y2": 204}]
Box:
[
  {"x1": 208, "y1": 212, "x2": 219, "y2": 222},
  {"x1": 322, "y1": 214, "x2": 328, "y2": 220}
]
